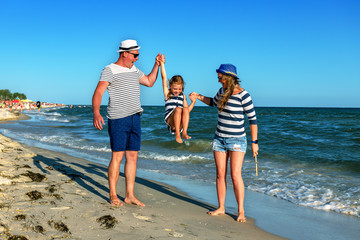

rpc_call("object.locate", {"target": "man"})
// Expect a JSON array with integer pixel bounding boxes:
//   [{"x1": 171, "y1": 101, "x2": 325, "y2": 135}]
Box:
[{"x1": 92, "y1": 39, "x2": 164, "y2": 207}]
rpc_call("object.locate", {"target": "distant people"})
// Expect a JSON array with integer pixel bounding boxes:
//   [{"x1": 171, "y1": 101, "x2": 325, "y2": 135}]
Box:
[
  {"x1": 190, "y1": 64, "x2": 259, "y2": 222},
  {"x1": 36, "y1": 101, "x2": 41, "y2": 111},
  {"x1": 158, "y1": 59, "x2": 196, "y2": 143},
  {"x1": 92, "y1": 39, "x2": 164, "y2": 207}
]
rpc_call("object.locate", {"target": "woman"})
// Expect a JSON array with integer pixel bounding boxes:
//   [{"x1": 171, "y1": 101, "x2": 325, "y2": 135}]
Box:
[{"x1": 191, "y1": 64, "x2": 259, "y2": 222}]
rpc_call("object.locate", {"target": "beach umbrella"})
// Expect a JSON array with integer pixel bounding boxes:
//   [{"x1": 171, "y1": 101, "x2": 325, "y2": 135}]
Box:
[{"x1": 12, "y1": 99, "x2": 20, "y2": 103}]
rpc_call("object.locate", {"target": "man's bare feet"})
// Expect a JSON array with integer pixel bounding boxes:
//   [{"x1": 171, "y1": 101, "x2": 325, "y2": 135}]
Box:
[
  {"x1": 237, "y1": 212, "x2": 246, "y2": 222},
  {"x1": 124, "y1": 197, "x2": 145, "y2": 207},
  {"x1": 182, "y1": 133, "x2": 191, "y2": 140},
  {"x1": 109, "y1": 197, "x2": 123, "y2": 207},
  {"x1": 207, "y1": 208, "x2": 225, "y2": 216}
]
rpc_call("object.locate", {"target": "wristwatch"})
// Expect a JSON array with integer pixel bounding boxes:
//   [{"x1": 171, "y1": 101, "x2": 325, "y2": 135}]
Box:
[{"x1": 251, "y1": 140, "x2": 258, "y2": 144}]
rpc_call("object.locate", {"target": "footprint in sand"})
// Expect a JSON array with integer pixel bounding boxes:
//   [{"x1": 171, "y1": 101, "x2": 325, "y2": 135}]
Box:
[
  {"x1": 132, "y1": 213, "x2": 151, "y2": 221},
  {"x1": 164, "y1": 229, "x2": 183, "y2": 238}
]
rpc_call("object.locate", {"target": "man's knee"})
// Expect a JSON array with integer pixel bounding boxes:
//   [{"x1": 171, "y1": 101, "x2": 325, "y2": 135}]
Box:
[
  {"x1": 125, "y1": 151, "x2": 138, "y2": 162},
  {"x1": 111, "y1": 151, "x2": 124, "y2": 162}
]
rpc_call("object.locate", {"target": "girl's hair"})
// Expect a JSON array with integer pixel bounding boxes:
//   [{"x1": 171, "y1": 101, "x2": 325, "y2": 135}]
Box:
[
  {"x1": 218, "y1": 74, "x2": 240, "y2": 112},
  {"x1": 168, "y1": 75, "x2": 185, "y2": 99}
]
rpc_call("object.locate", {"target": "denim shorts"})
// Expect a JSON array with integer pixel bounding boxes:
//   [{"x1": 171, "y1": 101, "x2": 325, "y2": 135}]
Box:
[
  {"x1": 212, "y1": 135, "x2": 247, "y2": 152},
  {"x1": 108, "y1": 113, "x2": 141, "y2": 151}
]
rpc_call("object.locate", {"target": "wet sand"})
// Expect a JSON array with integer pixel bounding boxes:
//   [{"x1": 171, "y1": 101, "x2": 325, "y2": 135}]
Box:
[{"x1": 0, "y1": 132, "x2": 285, "y2": 239}]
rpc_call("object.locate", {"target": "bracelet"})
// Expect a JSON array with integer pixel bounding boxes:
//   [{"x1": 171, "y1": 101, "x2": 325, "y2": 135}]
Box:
[{"x1": 251, "y1": 140, "x2": 258, "y2": 144}]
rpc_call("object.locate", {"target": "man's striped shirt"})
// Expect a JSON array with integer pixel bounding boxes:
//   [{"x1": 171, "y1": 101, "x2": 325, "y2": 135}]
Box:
[
  {"x1": 211, "y1": 88, "x2": 257, "y2": 138},
  {"x1": 99, "y1": 63, "x2": 144, "y2": 119}
]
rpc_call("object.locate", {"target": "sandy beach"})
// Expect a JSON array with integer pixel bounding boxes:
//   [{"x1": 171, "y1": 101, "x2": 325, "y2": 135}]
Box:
[
  {"x1": 0, "y1": 115, "x2": 285, "y2": 239},
  {"x1": 0, "y1": 109, "x2": 30, "y2": 122}
]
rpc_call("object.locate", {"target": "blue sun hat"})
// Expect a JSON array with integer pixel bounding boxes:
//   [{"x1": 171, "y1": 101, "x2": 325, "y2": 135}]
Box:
[{"x1": 216, "y1": 64, "x2": 238, "y2": 79}]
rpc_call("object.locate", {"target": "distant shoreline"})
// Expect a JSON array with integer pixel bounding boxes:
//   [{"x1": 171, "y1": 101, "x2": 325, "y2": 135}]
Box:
[{"x1": 91, "y1": 105, "x2": 360, "y2": 109}]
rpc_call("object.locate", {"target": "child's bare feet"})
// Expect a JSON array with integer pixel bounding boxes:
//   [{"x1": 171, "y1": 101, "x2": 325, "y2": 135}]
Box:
[
  {"x1": 182, "y1": 133, "x2": 191, "y2": 140},
  {"x1": 124, "y1": 196, "x2": 145, "y2": 207},
  {"x1": 175, "y1": 135, "x2": 183, "y2": 143},
  {"x1": 207, "y1": 208, "x2": 225, "y2": 216}
]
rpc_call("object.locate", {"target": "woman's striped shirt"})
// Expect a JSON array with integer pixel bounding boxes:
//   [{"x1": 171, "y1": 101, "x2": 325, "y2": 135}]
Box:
[
  {"x1": 210, "y1": 88, "x2": 257, "y2": 138},
  {"x1": 99, "y1": 63, "x2": 144, "y2": 119}
]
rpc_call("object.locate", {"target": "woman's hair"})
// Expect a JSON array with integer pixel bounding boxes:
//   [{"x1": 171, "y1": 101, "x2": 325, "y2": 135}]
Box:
[
  {"x1": 218, "y1": 74, "x2": 240, "y2": 112},
  {"x1": 168, "y1": 75, "x2": 185, "y2": 99}
]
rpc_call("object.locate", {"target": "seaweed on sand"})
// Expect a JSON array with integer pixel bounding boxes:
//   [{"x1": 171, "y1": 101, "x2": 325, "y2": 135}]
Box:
[
  {"x1": 33, "y1": 225, "x2": 45, "y2": 233},
  {"x1": 22, "y1": 171, "x2": 46, "y2": 182},
  {"x1": 26, "y1": 190, "x2": 43, "y2": 200},
  {"x1": 13, "y1": 215, "x2": 26, "y2": 221},
  {"x1": 48, "y1": 220, "x2": 70, "y2": 233},
  {"x1": 8, "y1": 235, "x2": 28, "y2": 240},
  {"x1": 96, "y1": 215, "x2": 118, "y2": 229}
]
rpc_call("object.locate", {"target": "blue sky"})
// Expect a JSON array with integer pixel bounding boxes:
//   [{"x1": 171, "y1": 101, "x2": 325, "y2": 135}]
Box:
[{"x1": 1, "y1": 0, "x2": 359, "y2": 107}]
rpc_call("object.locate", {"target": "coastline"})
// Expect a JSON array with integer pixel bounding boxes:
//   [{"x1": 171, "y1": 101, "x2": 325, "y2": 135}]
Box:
[
  {"x1": 0, "y1": 132, "x2": 284, "y2": 239},
  {"x1": 2, "y1": 112, "x2": 360, "y2": 240},
  {"x1": 0, "y1": 109, "x2": 31, "y2": 121}
]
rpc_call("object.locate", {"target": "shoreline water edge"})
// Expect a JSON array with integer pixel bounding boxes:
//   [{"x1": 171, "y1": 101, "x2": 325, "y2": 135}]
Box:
[
  {"x1": 1, "y1": 109, "x2": 359, "y2": 240},
  {"x1": 0, "y1": 126, "x2": 283, "y2": 239}
]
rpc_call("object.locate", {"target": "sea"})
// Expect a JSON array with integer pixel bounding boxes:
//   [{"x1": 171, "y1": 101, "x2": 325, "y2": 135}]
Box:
[{"x1": 1, "y1": 106, "x2": 359, "y2": 222}]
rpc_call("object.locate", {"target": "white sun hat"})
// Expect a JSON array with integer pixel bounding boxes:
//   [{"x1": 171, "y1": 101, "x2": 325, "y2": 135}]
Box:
[{"x1": 117, "y1": 39, "x2": 141, "y2": 52}]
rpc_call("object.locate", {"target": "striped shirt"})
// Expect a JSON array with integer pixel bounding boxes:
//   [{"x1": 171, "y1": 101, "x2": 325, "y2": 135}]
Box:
[
  {"x1": 164, "y1": 93, "x2": 184, "y2": 121},
  {"x1": 99, "y1": 63, "x2": 144, "y2": 119},
  {"x1": 211, "y1": 88, "x2": 257, "y2": 138},
  {"x1": 164, "y1": 93, "x2": 184, "y2": 134}
]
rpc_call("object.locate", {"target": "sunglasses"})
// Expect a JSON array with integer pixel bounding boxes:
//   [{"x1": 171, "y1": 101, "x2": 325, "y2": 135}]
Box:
[{"x1": 127, "y1": 52, "x2": 139, "y2": 58}]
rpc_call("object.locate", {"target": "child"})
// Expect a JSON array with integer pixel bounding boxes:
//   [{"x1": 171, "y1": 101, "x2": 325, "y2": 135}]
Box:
[{"x1": 158, "y1": 59, "x2": 196, "y2": 143}]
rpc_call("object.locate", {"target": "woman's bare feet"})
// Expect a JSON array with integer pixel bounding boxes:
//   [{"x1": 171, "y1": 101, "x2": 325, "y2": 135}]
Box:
[
  {"x1": 207, "y1": 208, "x2": 225, "y2": 216},
  {"x1": 124, "y1": 196, "x2": 145, "y2": 207},
  {"x1": 237, "y1": 212, "x2": 246, "y2": 222},
  {"x1": 109, "y1": 196, "x2": 123, "y2": 207}
]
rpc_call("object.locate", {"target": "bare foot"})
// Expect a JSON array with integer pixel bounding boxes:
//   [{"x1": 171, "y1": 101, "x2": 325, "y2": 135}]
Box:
[
  {"x1": 182, "y1": 133, "x2": 191, "y2": 140},
  {"x1": 237, "y1": 212, "x2": 246, "y2": 222},
  {"x1": 124, "y1": 197, "x2": 145, "y2": 207},
  {"x1": 175, "y1": 135, "x2": 183, "y2": 143},
  {"x1": 207, "y1": 208, "x2": 225, "y2": 216},
  {"x1": 109, "y1": 197, "x2": 123, "y2": 207}
]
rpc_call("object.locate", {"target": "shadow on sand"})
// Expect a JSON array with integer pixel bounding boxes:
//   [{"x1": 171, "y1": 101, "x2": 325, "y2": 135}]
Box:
[{"x1": 32, "y1": 153, "x2": 218, "y2": 214}]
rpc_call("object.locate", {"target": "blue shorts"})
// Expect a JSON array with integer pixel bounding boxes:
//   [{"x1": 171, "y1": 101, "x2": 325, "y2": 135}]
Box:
[
  {"x1": 108, "y1": 113, "x2": 141, "y2": 151},
  {"x1": 212, "y1": 135, "x2": 247, "y2": 152}
]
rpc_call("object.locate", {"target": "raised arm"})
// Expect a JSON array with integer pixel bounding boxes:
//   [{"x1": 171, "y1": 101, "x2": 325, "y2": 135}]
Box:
[
  {"x1": 139, "y1": 53, "x2": 164, "y2": 87},
  {"x1": 187, "y1": 93, "x2": 197, "y2": 112},
  {"x1": 159, "y1": 60, "x2": 170, "y2": 100}
]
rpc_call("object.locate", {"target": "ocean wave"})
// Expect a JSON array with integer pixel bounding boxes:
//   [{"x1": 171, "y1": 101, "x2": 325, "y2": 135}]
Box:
[
  {"x1": 142, "y1": 139, "x2": 213, "y2": 153},
  {"x1": 44, "y1": 117, "x2": 70, "y2": 123},
  {"x1": 14, "y1": 132, "x2": 111, "y2": 153},
  {"x1": 246, "y1": 171, "x2": 360, "y2": 217},
  {"x1": 138, "y1": 151, "x2": 210, "y2": 163}
]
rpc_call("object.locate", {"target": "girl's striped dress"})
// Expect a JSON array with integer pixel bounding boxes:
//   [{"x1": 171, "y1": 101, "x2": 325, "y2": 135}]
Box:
[{"x1": 164, "y1": 93, "x2": 184, "y2": 134}]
